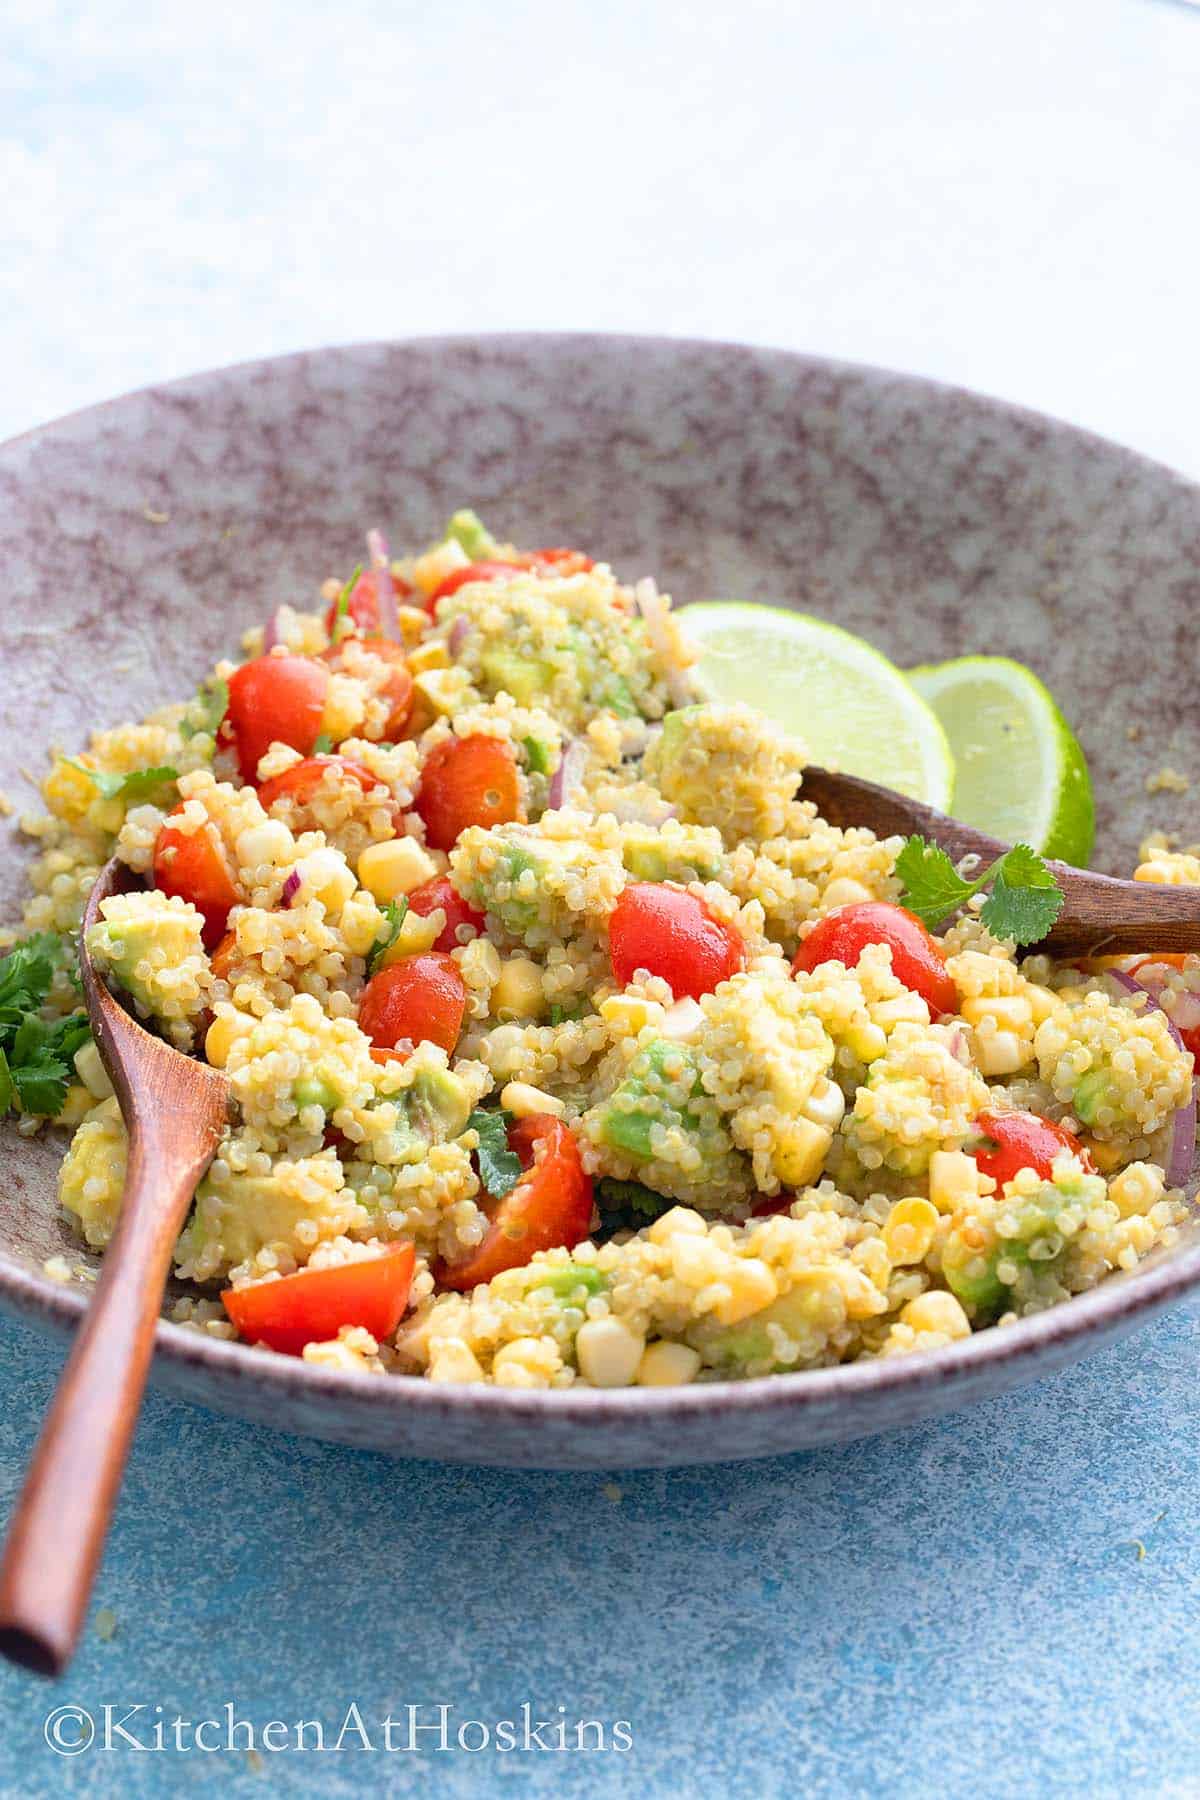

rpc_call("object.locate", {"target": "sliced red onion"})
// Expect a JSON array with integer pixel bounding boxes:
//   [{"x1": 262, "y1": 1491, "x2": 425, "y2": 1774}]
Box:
[
  {"x1": 367, "y1": 527, "x2": 399, "y2": 642},
  {"x1": 548, "y1": 739, "x2": 588, "y2": 809},
  {"x1": 1109, "y1": 968, "x2": 1196, "y2": 1187},
  {"x1": 633, "y1": 577, "x2": 694, "y2": 708},
  {"x1": 281, "y1": 869, "x2": 302, "y2": 907},
  {"x1": 263, "y1": 607, "x2": 285, "y2": 652},
  {"x1": 449, "y1": 615, "x2": 469, "y2": 659}
]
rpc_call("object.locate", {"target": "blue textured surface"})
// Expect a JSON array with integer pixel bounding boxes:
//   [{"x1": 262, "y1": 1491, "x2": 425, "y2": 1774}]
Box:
[{"x1": 0, "y1": 1298, "x2": 1198, "y2": 1796}]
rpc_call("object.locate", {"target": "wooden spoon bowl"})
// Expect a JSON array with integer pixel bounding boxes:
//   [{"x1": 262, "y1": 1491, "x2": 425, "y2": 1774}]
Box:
[{"x1": 0, "y1": 859, "x2": 230, "y2": 1676}]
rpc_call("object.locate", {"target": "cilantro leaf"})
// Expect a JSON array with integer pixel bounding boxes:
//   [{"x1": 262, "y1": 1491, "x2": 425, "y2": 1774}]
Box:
[
  {"x1": 366, "y1": 898, "x2": 409, "y2": 978},
  {"x1": 548, "y1": 1001, "x2": 586, "y2": 1027},
  {"x1": 312, "y1": 733, "x2": 335, "y2": 755},
  {"x1": 66, "y1": 761, "x2": 178, "y2": 807},
  {"x1": 469, "y1": 1107, "x2": 522, "y2": 1199},
  {"x1": 594, "y1": 1177, "x2": 672, "y2": 1237},
  {"x1": 0, "y1": 1047, "x2": 12, "y2": 1115},
  {"x1": 0, "y1": 933, "x2": 64, "y2": 1026},
  {"x1": 0, "y1": 934, "x2": 90, "y2": 1119},
  {"x1": 335, "y1": 563, "x2": 363, "y2": 624},
  {"x1": 180, "y1": 676, "x2": 229, "y2": 741},
  {"x1": 895, "y1": 834, "x2": 1064, "y2": 946}
]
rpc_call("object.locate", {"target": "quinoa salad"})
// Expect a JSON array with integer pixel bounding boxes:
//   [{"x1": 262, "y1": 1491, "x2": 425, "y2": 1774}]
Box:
[{"x1": 2, "y1": 510, "x2": 1197, "y2": 1391}]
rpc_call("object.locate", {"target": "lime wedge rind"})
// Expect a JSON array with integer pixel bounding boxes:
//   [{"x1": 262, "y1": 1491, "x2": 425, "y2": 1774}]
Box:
[
  {"x1": 681, "y1": 601, "x2": 954, "y2": 811},
  {"x1": 908, "y1": 655, "x2": 1094, "y2": 864}
]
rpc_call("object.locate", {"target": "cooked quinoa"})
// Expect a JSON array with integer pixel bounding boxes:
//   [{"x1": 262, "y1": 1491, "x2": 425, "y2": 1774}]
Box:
[{"x1": 3, "y1": 511, "x2": 1195, "y2": 1390}]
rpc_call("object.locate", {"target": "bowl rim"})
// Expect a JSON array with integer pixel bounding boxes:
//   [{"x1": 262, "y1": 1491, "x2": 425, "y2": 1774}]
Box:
[{"x1": 4, "y1": 329, "x2": 1200, "y2": 1429}]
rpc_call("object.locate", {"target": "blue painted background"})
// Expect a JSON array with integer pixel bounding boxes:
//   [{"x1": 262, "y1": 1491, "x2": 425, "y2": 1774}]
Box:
[{"x1": 0, "y1": 1297, "x2": 1197, "y2": 1798}]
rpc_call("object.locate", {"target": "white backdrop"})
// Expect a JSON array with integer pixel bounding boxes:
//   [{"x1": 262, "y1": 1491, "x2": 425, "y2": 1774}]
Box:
[{"x1": 3, "y1": 0, "x2": 1199, "y2": 473}]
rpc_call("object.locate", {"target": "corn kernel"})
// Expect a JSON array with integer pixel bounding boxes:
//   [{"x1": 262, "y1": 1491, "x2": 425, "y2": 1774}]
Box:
[
  {"x1": 492, "y1": 956, "x2": 545, "y2": 1021},
  {"x1": 961, "y1": 995, "x2": 1033, "y2": 1032},
  {"x1": 901, "y1": 1290, "x2": 971, "y2": 1339},
  {"x1": 801, "y1": 1076, "x2": 846, "y2": 1131},
  {"x1": 408, "y1": 640, "x2": 450, "y2": 674},
  {"x1": 428, "y1": 1338, "x2": 485, "y2": 1383},
  {"x1": 500, "y1": 1081, "x2": 565, "y2": 1119},
  {"x1": 1025, "y1": 983, "x2": 1059, "y2": 1025},
  {"x1": 846, "y1": 1019, "x2": 888, "y2": 1063},
  {"x1": 713, "y1": 1257, "x2": 778, "y2": 1325},
  {"x1": 772, "y1": 1116, "x2": 832, "y2": 1188},
  {"x1": 356, "y1": 836, "x2": 438, "y2": 904},
  {"x1": 378, "y1": 907, "x2": 442, "y2": 966},
  {"x1": 648, "y1": 1206, "x2": 708, "y2": 1245},
  {"x1": 411, "y1": 538, "x2": 470, "y2": 599},
  {"x1": 972, "y1": 1028, "x2": 1025, "y2": 1076},
  {"x1": 636, "y1": 1341, "x2": 701, "y2": 1386},
  {"x1": 575, "y1": 1317, "x2": 645, "y2": 1387},
  {"x1": 73, "y1": 1039, "x2": 113, "y2": 1100},
  {"x1": 882, "y1": 1196, "x2": 939, "y2": 1264},
  {"x1": 396, "y1": 605, "x2": 430, "y2": 645},
  {"x1": 830, "y1": 1262, "x2": 889, "y2": 1318},
  {"x1": 413, "y1": 669, "x2": 465, "y2": 719},
  {"x1": 599, "y1": 993, "x2": 660, "y2": 1034},
  {"x1": 492, "y1": 1335, "x2": 562, "y2": 1388},
  {"x1": 205, "y1": 1009, "x2": 252, "y2": 1069},
  {"x1": 929, "y1": 1149, "x2": 984, "y2": 1213}
]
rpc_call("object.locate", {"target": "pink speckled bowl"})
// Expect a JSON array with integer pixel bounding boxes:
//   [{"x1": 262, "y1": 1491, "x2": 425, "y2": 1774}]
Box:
[{"x1": 1, "y1": 335, "x2": 1199, "y2": 1468}]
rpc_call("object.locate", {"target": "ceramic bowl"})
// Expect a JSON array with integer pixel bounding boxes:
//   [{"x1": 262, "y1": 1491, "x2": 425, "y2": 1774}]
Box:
[{"x1": 1, "y1": 335, "x2": 1198, "y2": 1468}]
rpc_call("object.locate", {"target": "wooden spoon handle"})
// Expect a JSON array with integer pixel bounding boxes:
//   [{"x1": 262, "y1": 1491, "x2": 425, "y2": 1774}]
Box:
[{"x1": 0, "y1": 1121, "x2": 213, "y2": 1676}]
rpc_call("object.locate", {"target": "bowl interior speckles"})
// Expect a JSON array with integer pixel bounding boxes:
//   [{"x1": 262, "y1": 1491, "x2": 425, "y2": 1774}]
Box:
[{"x1": 2, "y1": 335, "x2": 1200, "y2": 1468}]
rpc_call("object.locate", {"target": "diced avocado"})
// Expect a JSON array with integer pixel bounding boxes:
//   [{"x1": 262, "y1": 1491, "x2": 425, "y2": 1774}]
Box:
[
  {"x1": 526, "y1": 1264, "x2": 608, "y2": 1301},
  {"x1": 444, "y1": 508, "x2": 498, "y2": 560},
  {"x1": 694, "y1": 1281, "x2": 837, "y2": 1375},
  {"x1": 480, "y1": 645, "x2": 553, "y2": 707},
  {"x1": 521, "y1": 735, "x2": 553, "y2": 776},
  {"x1": 1071, "y1": 1067, "x2": 1110, "y2": 1125},
  {"x1": 85, "y1": 894, "x2": 206, "y2": 1023},
  {"x1": 294, "y1": 1075, "x2": 341, "y2": 1115},
  {"x1": 620, "y1": 826, "x2": 724, "y2": 884},
  {"x1": 942, "y1": 1185, "x2": 1071, "y2": 1318},
  {"x1": 595, "y1": 1040, "x2": 704, "y2": 1163},
  {"x1": 406, "y1": 1066, "x2": 472, "y2": 1144},
  {"x1": 597, "y1": 673, "x2": 636, "y2": 717}
]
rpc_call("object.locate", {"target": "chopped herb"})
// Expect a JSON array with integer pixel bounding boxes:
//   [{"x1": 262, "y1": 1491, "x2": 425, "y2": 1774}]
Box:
[
  {"x1": 0, "y1": 934, "x2": 91, "y2": 1119},
  {"x1": 469, "y1": 1107, "x2": 522, "y2": 1199},
  {"x1": 366, "y1": 898, "x2": 409, "y2": 978},
  {"x1": 548, "y1": 1001, "x2": 586, "y2": 1026},
  {"x1": 180, "y1": 676, "x2": 229, "y2": 741},
  {"x1": 312, "y1": 733, "x2": 335, "y2": 755},
  {"x1": 335, "y1": 563, "x2": 363, "y2": 623},
  {"x1": 66, "y1": 762, "x2": 178, "y2": 807},
  {"x1": 895, "y1": 836, "x2": 1065, "y2": 946},
  {"x1": 445, "y1": 509, "x2": 497, "y2": 560},
  {"x1": 521, "y1": 736, "x2": 553, "y2": 776},
  {"x1": 595, "y1": 1177, "x2": 674, "y2": 1236}
]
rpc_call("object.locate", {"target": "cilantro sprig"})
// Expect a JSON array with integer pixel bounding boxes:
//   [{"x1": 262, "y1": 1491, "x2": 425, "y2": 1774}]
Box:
[
  {"x1": 595, "y1": 1177, "x2": 672, "y2": 1237},
  {"x1": 0, "y1": 933, "x2": 91, "y2": 1118},
  {"x1": 334, "y1": 563, "x2": 364, "y2": 625},
  {"x1": 468, "y1": 1108, "x2": 523, "y2": 1199},
  {"x1": 895, "y1": 836, "x2": 1064, "y2": 946},
  {"x1": 366, "y1": 898, "x2": 409, "y2": 978},
  {"x1": 180, "y1": 676, "x2": 229, "y2": 742},
  {"x1": 66, "y1": 761, "x2": 179, "y2": 807}
]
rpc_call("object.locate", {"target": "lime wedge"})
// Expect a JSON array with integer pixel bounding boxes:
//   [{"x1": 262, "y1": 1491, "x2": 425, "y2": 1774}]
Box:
[
  {"x1": 908, "y1": 655, "x2": 1094, "y2": 863},
  {"x1": 681, "y1": 602, "x2": 954, "y2": 809}
]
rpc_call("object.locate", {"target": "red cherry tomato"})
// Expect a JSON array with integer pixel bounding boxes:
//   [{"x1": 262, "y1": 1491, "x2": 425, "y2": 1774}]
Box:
[
  {"x1": 609, "y1": 882, "x2": 744, "y2": 1000},
  {"x1": 321, "y1": 637, "x2": 414, "y2": 740},
  {"x1": 222, "y1": 1243, "x2": 415, "y2": 1356},
  {"x1": 792, "y1": 901, "x2": 958, "y2": 1016},
  {"x1": 209, "y1": 930, "x2": 239, "y2": 984},
  {"x1": 435, "y1": 1115, "x2": 593, "y2": 1290},
  {"x1": 323, "y1": 568, "x2": 413, "y2": 637},
  {"x1": 415, "y1": 735, "x2": 522, "y2": 852},
  {"x1": 256, "y1": 754, "x2": 392, "y2": 820},
  {"x1": 406, "y1": 875, "x2": 487, "y2": 952},
  {"x1": 426, "y1": 549, "x2": 594, "y2": 611},
  {"x1": 153, "y1": 805, "x2": 242, "y2": 949},
  {"x1": 223, "y1": 654, "x2": 330, "y2": 783},
  {"x1": 358, "y1": 952, "x2": 468, "y2": 1055},
  {"x1": 974, "y1": 1110, "x2": 1096, "y2": 1187}
]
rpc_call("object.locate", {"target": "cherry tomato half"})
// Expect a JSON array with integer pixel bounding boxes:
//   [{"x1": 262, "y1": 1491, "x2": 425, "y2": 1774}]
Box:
[
  {"x1": 435, "y1": 1115, "x2": 593, "y2": 1290},
  {"x1": 222, "y1": 1243, "x2": 415, "y2": 1356},
  {"x1": 973, "y1": 1110, "x2": 1096, "y2": 1187},
  {"x1": 323, "y1": 568, "x2": 413, "y2": 638},
  {"x1": 406, "y1": 875, "x2": 487, "y2": 953},
  {"x1": 609, "y1": 882, "x2": 744, "y2": 1001},
  {"x1": 358, "y1": 952, "x2": 468, "y2": 1056},
  {"x1": 426, "y1": 548, "x2": 594, "y2": 611},
  {"x1": 154, "y1": 805, "x2": 242, "y2": 948},
  {"x1": 415, "y1": 735, "x2": 522, "y2": 852},
  {"x1": 256, "y1": 754, "x2": 392, "y2": 821},
  {"x1": 223, "y1": 654, "x2": 330, "y2": 783},
  {"x1": 792, "y1": 901, "x2": 958, "y2": 1016}
]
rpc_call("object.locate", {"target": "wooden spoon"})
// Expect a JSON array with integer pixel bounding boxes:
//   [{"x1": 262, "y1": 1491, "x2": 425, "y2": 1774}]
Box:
[
  {"x1": 0, "y1": 859, "x2": 230, "y2": 1676},
  {"x1": 800, "y1": 766, "x2": 1200, "y2": 961}
]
